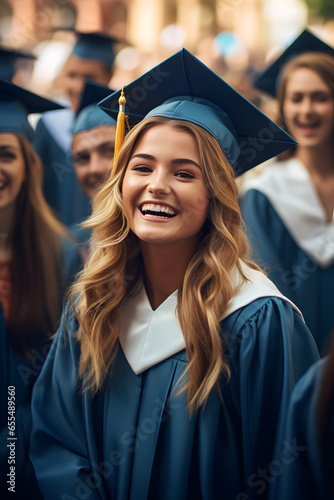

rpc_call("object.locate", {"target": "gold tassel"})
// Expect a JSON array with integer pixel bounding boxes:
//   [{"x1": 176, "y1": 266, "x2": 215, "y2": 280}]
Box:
[{"x1": 112, "y1": 85, "x2": 127, "y2": 174}]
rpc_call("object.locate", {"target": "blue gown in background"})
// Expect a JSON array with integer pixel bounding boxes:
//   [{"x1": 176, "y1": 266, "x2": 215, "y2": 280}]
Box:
[
  {"x1": 33, "y1": 108, "x2": 91, "y2": 227},
  {"x1": 30, "y1": 291, "x2": 319, "y2": 500},
  {"x1": 0, "y1": 239, "x2": 83, "y2": 500},
  {"x1": 240, "y1": 159, "x2": 334, "y2": 354},
  {"x1": 269, "y1": 358, "x2": 334, "y2": 500}
]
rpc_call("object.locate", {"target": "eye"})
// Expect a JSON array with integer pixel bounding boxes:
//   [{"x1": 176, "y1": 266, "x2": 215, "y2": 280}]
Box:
[
  {"x1": 106, "y1": 147, "x2": 115, "y2": 156},
  {"x1": 72, "y1": 153, "x2": 90, "y2": 165},
  {"x1": 0, "y1": 152, "x2": 16, "y2": 162},
  {"x1": 314, "y1": 93, "x2": 331, "y2": 102},
  {"x1": 175, "y1": 171, "x2": 195, "y2": 179},
  {"x1": 131, "y1": 165, "x2": 152, "y2": 173},
  {"x1": 290, "y1": 95, "x2": 303, "y2": 103}
]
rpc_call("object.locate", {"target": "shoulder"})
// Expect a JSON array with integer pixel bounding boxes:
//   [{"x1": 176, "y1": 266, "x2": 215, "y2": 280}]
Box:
[
  {"x1": 239, "y1": 158, "x2": 301, "y2": 198},
  {"x1": 290, "y1": 358, "x2": 327, "y2": 407},
  {"x1": 222, "y1": 292, "x2": 318, "y2": 369},
  {"x1": 224, "y1": 261, "x2": 302, "y2": 320},
  {"x1": 51, "y1": 301, "x2": 80, "y2": 359}
]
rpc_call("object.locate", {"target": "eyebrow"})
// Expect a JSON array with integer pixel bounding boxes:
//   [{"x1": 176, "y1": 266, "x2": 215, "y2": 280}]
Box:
[
  {"x1": 73, "y1": 141, "x2": 115, "y2": 156},
  {"x1": 0, "y1": 145, "x2": 19, "y2": 151},
  {"x1": 130, "y1": 153, "x2": 201, "y2": 169}
]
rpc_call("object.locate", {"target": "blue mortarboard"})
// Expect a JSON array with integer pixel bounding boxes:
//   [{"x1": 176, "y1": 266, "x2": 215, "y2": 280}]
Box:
[
  {"x1": 0, "y1": 47, "x2": 36, "y2": 80},
  {"x1": 51, "y1": 28, "x2": 123, "y2": 70},
  {"x1": 72, "y1": 80, "x2": 117, "y2": 136},
  {"x1": 254, "y1": 29, "x2": 334, "y2": 97},
  {"x1": 0, "y1": 76, "x2": 65, "y2": 141},
  {"x1": 98, "y1": 49, "x2": 296, "y2": 176}
]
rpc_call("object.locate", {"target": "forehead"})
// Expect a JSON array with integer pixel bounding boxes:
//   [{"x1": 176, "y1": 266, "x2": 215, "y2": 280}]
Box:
[
  {"x1": 132, "y1": 123, "x2": 198, "y2": 153},
  {"x1": 286, "y1": 67, "x2": 331, "y2": 92},
  {"x1": 64, "y1": 55, "x2": 108, "y2": 76},
  {"x1": 0, "y1": 132, "x2": 20, "y2": 147},
  {"x1": 72, "y1": 125, "x2": 116, "y2": 151}
]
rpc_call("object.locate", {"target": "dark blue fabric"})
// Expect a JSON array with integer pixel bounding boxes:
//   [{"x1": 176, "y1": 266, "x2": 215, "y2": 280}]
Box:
[
  {"x1": 240, "y1": 189, "x2": 334, "y2": 355},
  {"x1": 269, "y1": 358, "x2": 333, "y2": 500},
  {"x1": 0, "y1": 240, "x2": 82, "y2": 500},
  {"x1": 30, "y1": 296, "x2": 319, "y2": 500},
  {"x1": 33, "y1": 111, "x2": 91, "y2": 226}
]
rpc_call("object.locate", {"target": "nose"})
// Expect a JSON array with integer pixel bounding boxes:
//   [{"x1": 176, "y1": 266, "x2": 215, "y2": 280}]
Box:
[
  {"x1": 299, "y1": 96, "x2": 314, "y2": 115},
  {"x1": 147, "y1": 168, "x2": 171, "y2": 195},
  {"x1": 87, "y1": 152, "x2": 102, "y2": 175}
]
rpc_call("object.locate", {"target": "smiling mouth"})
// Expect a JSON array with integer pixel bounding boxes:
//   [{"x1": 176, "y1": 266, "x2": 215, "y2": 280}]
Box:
[
  {"x1": 297, "y1": 121, "x2": 320, "y2": 129},
  {"x1": 0, "y1": 181, "x2": 8, "y2": 191},
  {"x1": 140, "y1": 203, "x2": 177, "y2": 219}
]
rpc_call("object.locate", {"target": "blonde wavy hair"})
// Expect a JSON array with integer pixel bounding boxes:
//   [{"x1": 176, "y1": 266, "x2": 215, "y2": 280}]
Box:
[{"x1": 71, "y1": 117, "x2": 257, "y2": 413}]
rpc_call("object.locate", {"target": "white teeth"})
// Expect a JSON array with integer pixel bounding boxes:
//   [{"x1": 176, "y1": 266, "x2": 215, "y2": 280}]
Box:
[{"x1": 141, "y1": 203, "x2": 176, "y2": 215}]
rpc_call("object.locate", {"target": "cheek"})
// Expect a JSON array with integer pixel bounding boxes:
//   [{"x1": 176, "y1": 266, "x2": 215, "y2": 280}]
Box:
[
  {"x1": 282, "y1": 103, "x2": 295, "y2": 123},
  {"x1": 121, "y1": 175, "x2": 135, "y2": 214},
  {"x1": 183, "y1": 189, "x2": 209, "y2": 224}
]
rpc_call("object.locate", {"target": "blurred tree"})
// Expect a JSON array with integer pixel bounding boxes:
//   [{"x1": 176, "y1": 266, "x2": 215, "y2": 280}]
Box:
[{"x1": 304, "y1": 0, "x2": 334, "y2": 19}]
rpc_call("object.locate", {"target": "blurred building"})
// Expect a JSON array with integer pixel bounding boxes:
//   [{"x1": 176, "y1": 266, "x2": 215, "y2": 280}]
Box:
[
  {"x1": 0, "y1": 0, "x2": 310, "y2": 55},
  {"x1": 1, "y1": 0, "x2": 334, "y2": 101}
]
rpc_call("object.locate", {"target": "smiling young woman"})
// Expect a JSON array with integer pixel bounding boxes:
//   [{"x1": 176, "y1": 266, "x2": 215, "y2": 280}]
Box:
[
  {"x1": 241, "y1": 38, "x2": 334, "y2": 355},
  {"x1": 30, "y1": 50, "x2": 319, "y2": 500}
]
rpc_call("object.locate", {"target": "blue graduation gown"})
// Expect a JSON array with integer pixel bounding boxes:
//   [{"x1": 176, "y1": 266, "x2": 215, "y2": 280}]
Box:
[
  {"x1": 33, "y1": 109, "x2": 91, "y2": 226},
  {"x1": 0, "y1": 239, "x2": 83, "y2": 500},
  {"x1": 269, "y1": 358, "x2": 334, "y2": 500},
  {"x1": 240, "y1": 188, "x2": 334, "y2": 355},
  {"x1": 30, "y1": 296, "x2": 319, "y2": 500}
]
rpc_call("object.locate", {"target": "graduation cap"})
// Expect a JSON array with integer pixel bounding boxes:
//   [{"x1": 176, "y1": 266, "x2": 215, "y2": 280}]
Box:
[
  {"x1": 254, "y1": 29, "x2": 334, "y2": 97},
  {"x1": 0, "y1": 76, "x2": 65, "y2": 141},
  {"x1": 72, "y1": 80, "x2": 117, "y2": 136},
  {"x1": 0, "y1": 47, "x2": 36, "y2": 80},
  {"x1": 98, "y1": 48, "x2": 296, "y2": 176},
  {"x1": 52, "y1": 28, "x2": 124, "y2": 69}
]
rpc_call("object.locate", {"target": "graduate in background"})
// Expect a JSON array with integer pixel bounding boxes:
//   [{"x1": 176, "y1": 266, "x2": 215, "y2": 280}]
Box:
[
  {"x1": 269, "y1": 332, "x2": 334, "y2": 500},
  {"x1": 0, "y1": 77, "x2": 82, "y2": 500},
  {"x1": 33, "y1": 31, "x2": 120, "y2": 227},
  {"x1": 30, "y1": 49, "x2": 319, "y2": 500},
  {"x1": 70, "y1": 79, "x2": 117, "y2": 259},
  {"x1": 240, "y1": 29, "x2": 334, "y2": 355}
]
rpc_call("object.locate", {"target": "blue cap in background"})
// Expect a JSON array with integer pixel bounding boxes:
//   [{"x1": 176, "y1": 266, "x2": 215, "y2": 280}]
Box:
[
  {"x1": 254, "y1": 29, "x2": 334, "y2": 97},
  {"x1": 98, "y1": 48, "x2": 296, "y2": 176},
  {"x1": 0, "y1": 76, "x2": 65, "y2": 141},
  {"x1": 0, "y1": 47, "x2": 36, "y2": 80},
  {"x1": 52, "y1": 28, "x2": 124, "y2": 70},
  {"x1": 72, "y1": 79, "x2": 117, "y2": 136}
]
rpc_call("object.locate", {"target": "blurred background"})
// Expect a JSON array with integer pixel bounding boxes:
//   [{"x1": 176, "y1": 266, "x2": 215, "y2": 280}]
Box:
[{"x1": 1, "y1": 0, "x2": 334, "y2": 111}]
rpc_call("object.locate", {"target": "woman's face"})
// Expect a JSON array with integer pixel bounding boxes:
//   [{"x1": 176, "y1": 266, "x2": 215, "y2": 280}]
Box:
[
  {"x1": 283, "y1": 67, "x2": 334, "y2": 150},
  {"x1": 122, "y1": 123, "x2": 209, "y2": 250},
  {"x1": 0, "y1": 133, "x2": 26, "y2": 213}
]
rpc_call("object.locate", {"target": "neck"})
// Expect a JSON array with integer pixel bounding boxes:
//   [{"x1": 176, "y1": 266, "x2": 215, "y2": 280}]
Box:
[
  {"x1": 295, "y1": 144, "x2": 334, "y2": 178},
  {"x1": 141, "y1": 240, "x2": 199, "y2": 310}
]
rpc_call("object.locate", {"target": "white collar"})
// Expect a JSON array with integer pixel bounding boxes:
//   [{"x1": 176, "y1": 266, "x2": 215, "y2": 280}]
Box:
[
  {"x1": 240, "y1": 158, "x2": 334, "y2": 267},
  {"x1": 119, "y1": 262, "x2": 302, "y2": 375}
]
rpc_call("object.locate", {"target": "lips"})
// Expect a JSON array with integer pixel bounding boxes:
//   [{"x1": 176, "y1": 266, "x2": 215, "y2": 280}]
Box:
[{"x1": 0, "y1": 180, "x2": 8, "y2": 191}]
